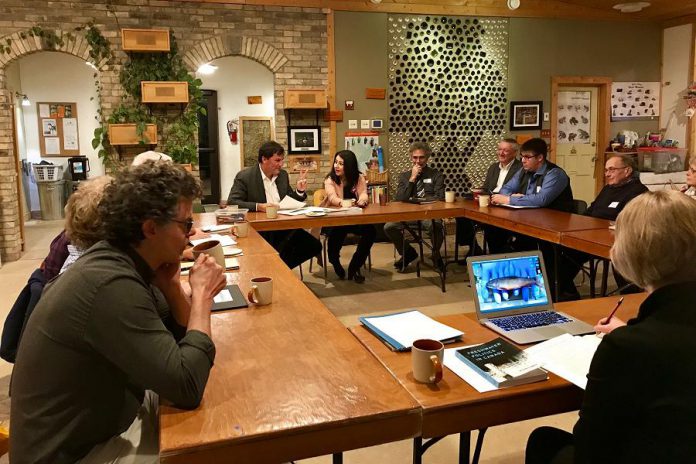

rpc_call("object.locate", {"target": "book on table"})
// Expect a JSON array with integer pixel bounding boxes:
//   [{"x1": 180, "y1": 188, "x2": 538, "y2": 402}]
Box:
[
  {"x1": 212, "y1": 284, "x2": 248, "y2": 311},
  {"x1": 359, "y1": 309, "x2": 464, "y2": 352},
  {"x1": 455, "y1": 337, "x2": 548, "y2": 388}
]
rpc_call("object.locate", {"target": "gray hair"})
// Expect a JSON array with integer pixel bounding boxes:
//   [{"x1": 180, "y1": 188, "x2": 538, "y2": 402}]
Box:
[
  {"x1": 409, "y1": 141, "x2": 432, "y2": 158},
  {"x1": 608, "y1": 153, "x2": 637, "y2": 173},
  {"x1": 500, "y1": 138, "x2": 519, "y2": 153}
]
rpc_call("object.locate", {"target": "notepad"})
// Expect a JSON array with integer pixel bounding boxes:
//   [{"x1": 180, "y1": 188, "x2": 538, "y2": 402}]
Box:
[
  {"x1": 524, "y1": 333, "x2": 602, "y2": 389},
  {"x1": 497, "y1": 204, "x2": 539, "y2": 209},
  {"x1": 180, "y1": 257, "x2": 239, "y2": 275},
  {"x1": 212, "y1": 284, "x2": 248, "y2": 311},
  {"x1": 359, "y1": 310, "x2": 463, "y2": 351}
]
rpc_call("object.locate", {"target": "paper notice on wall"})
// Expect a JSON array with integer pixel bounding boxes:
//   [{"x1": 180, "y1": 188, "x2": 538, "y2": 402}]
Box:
[
  {"x1": 44, "y1": 137, "x2": 60, "y2": 155},
  {"x1": 344, "y1": 131, "x2": 380, "y2": 173},
  {"x1": 39, "y1": 104, "x2": 50, "y2": 118},
  {"x1": 42, "y1": 119, "x2": 57, "y2": 136},
  {"x1": 63, "y1": 118, "x2": 79, "y2": 150},
  {"x1": 557, "y1": 91, "x2": 591, "y2": 144}
]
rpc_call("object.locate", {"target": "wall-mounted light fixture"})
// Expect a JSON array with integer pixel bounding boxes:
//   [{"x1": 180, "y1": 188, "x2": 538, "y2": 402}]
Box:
[
  {"x1": 15, "y1": 92, "x2": 30, "y2": 107},
  {"x1": 196, "y1": 63, "x2": 218, "y2": 75}
]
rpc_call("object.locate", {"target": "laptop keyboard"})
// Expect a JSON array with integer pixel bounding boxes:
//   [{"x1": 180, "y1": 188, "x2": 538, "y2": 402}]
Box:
[{"x1": 490, "y1": 311, "x2": 572, "y2": 331}]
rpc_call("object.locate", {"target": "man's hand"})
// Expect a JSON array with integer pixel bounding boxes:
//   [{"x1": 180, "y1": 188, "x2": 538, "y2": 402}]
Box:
[
  {"x1": 153, "y1": 262, "x2": 182, "y2": 296},
  {"x1": 296, "y1": 168, "x2": 308, "y2": 192},
  {"x1": 257, "y1": 203, "x2": 278, "y2": 212},
  {"x1": 189, "y1": 254, "x2": 226, "y2": 303},
  {"x1": 491, "y1": 194, "x2": 510, "y2": 205},
  {"x1": 409, "y1": 164, "x2": 423, "y2": 182},
  {"x1": 594, "y1": 316, "x2": 626, "y2": 335}
]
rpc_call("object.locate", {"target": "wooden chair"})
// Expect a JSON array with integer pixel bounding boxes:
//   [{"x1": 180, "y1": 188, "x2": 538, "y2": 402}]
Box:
[{"x1": 313, "y1": 188, "x2": 327, "y2": 206}]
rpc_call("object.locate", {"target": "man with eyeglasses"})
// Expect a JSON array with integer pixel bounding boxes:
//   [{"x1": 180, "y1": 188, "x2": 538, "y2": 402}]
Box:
[
  {"x1": 11, "y1": 161, "x2": 227, "y2": 464},
  {"x1": 384, "y1": 141, "x2": 446, "y2": 271},
  {"x1": 555, "y1": 154, "x2": 648, "y2": 300}
]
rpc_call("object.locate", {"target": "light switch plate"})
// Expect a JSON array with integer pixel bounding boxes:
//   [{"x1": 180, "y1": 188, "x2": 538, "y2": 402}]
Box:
[
  {"x1": 348, "y1": 119, "x2": 358, "y2": 129},
  {"x1": 543, "y1": 112, "x2": 549, "y2": 121},
  {"x1": 360, "y1": 119, "x2": 370, "y2": 129}
]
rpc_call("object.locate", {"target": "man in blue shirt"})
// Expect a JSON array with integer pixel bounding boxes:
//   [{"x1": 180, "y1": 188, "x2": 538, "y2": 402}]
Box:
[{"x1": 486, "y1": 138, "x2": 573, "y2": 253}]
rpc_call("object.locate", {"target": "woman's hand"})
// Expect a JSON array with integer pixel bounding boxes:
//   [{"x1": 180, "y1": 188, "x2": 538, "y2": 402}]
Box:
[
  {"x1": 356, "y1": 198, "x2": 368, "y2": 208},
  {"x1": 594, "y1": 316, "x2": 626, "y2": 335}
]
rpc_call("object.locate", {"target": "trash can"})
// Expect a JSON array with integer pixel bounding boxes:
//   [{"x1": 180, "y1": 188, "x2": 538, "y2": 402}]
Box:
[{"x1": 37, "y1": 180, "x2": 66, "y2": 220}]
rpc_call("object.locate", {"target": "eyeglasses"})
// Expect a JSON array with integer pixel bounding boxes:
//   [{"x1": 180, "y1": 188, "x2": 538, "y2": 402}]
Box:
[
  {"x1": 521, "y1": 154, "x2": 540, "y2": 159},
  {"x1": 605, "y1": 166, "x2": 628, "y2": 173},
  {"x1": 171, "y1": 218, "x2": 194, "y2": 233}
]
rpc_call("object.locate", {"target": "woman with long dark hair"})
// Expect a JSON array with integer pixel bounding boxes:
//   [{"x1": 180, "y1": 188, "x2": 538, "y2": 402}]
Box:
[{"x1": 322, "y1": 150, "x2": 376, "y2": 283}]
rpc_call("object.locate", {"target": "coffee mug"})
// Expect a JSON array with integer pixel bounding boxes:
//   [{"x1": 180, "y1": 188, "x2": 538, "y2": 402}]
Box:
[
  {"x1": 478, "y1": 195, "x2": 491, "y2": 208},
  {"x1": 341, "y1": 199, "x2": 355, "y2": 208},
  {"x1": 445, "y1": 191, "x2": 456, "y2": 203},
  {"x1": 472, "y1": 188, "x2": 483, "y2": 200},
  {"x1": 248, "y1": 277, "x2": 273, "y2": 305},
  {"x1": 192, "y1": 240, "x2": 225, "y2": 268},
  {"x1": 234, "y1": 220, "x2": 249, "y2": 238},
  {"x1": 266, "y1": 205, "x2": 278, "y2": 219},
  {"x1": 412, "y1": 338, "x2": 444, "y2": 384}
]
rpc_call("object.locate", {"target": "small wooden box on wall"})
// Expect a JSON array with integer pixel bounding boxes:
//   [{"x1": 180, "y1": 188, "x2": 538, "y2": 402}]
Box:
[
  {"x1": 108, "y1": 123, "x2": 158, "y2": 146},
  {"x1": 141, "y1": 81, "x2": 189, "y2": 103},
  {"x1": 121, "y1": 29, "x2": 171, "y2": 52},
  {"x1": 284, "y1": 89, "x2": 327, "y2": 109}
]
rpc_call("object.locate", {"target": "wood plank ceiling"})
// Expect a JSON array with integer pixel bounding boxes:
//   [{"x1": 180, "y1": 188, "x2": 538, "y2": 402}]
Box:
[{"x1": 187, "y1": 0, "x2": 696, "y2": 24}]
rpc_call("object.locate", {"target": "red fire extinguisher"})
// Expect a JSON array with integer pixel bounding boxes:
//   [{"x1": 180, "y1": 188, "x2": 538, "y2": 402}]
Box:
[{"x1": 227, "y1": 120, "x2": 239, "y2": 144}]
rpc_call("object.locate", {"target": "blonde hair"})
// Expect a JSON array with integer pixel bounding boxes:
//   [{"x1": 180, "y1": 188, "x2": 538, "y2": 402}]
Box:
[
  {"x1": 611, "y1": 190, "x2": 696, "y2": 290},
  {"x1": 64, "y1": 176, "x2": 112, "y2": 249}
]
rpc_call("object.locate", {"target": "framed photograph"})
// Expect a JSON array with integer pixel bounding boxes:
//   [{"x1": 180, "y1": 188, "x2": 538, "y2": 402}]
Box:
[
  {"x1": 510, "y1": 101, "x2": 542, "y2": 130},
  {"x1": 287, "y1": 126, "x2": 322, "y2": 154},
  {"x1": 289, "y1": 155, "x2": 320, "y2": 172}
]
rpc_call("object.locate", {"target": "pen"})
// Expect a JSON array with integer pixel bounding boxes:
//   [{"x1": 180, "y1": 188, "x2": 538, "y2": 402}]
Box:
[{"x1": 601, "y1": 297, "x2": 624, "y2": 325}]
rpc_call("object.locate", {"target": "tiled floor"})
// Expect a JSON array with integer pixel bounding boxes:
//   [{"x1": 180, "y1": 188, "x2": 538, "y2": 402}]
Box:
[{"x1": 0, "y1": 221, "x2": 583, "y2": 463}]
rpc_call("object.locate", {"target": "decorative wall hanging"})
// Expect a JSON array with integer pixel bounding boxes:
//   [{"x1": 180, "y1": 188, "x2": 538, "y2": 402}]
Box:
[{"x1": 610, "y1": 81, "x2": 659, "y2": 121}]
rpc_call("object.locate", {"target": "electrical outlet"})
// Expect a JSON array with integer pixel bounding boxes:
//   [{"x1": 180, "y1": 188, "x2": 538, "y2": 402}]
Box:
[
  {"x1": 543, "y1": 112, "x2": 549, "y2": 122},
  {"x1": 360, "y1": 120, "x2": 370, "y2": 129},
  {"x1": 348, "y1": 120, "x2": 358, "y2": 129}
]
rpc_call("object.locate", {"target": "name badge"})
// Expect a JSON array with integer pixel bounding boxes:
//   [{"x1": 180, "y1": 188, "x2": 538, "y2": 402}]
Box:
[
  {"x1": 423, "y1": 178, "x2": 432, "y2": 184},
  {"x1": 536, "y1": 186, "x2": 542, "y2": 193},
  {"x1": 609, "y1": 201, "x2": 619, "y2": 208}
]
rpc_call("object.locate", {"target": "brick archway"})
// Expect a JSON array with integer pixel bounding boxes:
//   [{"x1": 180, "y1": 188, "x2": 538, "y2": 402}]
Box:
[
  {"x1": 0, "y1": 28, "x2": 106, "y2": 263},
  {"x1": 182, "y1": 36, "x2": 288, "y2": 74}
]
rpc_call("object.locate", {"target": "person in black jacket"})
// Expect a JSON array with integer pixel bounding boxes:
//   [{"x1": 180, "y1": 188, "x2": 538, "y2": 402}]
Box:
[
  {"x1": 555, "y1": 154, "x2": 648, "y2": 300},
  {"x1": 227, "y1": 141, "x2": 321, "y2": 269},
  {"x1": 526, "y1": 190, "x2": 696, "y2": 464},
  {"x1": 455, "y1": 138, "x2": 522, "y2": 261}
]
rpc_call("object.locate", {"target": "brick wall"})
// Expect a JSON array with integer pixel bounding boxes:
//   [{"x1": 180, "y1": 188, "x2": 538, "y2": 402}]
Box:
[{"x1": 0, "y1": 0, "x2": 328, "y2": 262}]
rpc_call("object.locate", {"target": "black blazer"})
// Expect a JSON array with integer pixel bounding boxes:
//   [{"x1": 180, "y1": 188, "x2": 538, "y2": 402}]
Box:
[
  {"x1": 482, "y1": 158, "x2": 522, "y2": 193},
  {"x1": 227, "y1": 165, "x2": 306, "y2": 212}
]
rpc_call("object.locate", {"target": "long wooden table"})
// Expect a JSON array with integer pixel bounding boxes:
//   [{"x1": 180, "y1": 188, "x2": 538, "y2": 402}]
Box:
[
  {"x1": 350, "y1": 293, "x2": 646, "y2": 463},
  {"x1": 160, "y1": 246, "x2": 420, "y2": 463},
  {"x1": 560, "y1": 228, "x2": 614, "y2": 259}
]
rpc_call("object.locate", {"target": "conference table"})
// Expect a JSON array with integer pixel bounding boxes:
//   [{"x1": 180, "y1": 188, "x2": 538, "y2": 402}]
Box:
[
  {"x1": 560, "y1": 228, "x2": 614, "y2": 260},
  {"x1": 350, "y1": 292, "x2": 647, "y2": 464},
  {"x1": 159, "y1": 219, "x2": 421, "y2": 463}
]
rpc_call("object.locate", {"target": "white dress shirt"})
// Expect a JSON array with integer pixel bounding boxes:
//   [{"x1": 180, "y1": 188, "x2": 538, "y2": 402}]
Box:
[
  {"x1": 494, "y1": 159, "x2": 516, "y2": 193},
  {"x1": 259, "y1": 165, "x2": 281, "y2": 205}
]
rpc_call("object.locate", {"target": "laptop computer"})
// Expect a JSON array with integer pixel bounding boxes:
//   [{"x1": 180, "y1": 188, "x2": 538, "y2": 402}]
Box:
[{"x1": 466, "y1": 251, "x2": 594, "y2": 344}]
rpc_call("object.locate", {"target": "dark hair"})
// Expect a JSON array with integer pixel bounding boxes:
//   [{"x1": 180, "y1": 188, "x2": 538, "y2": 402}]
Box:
[
  {"x1": 409, "y1": 141, "x2": 432, "y2": 157},
  {"x1": 328, "y1": 150, "x2": 360, "y2": 189},
  {"x1": 98, "y1": 161, "x2": 202, "y2": 245},
  {"x1": 257, "y1": 141, "x2": 284, "y2": 163},
  {"x1": 520, "y1": 138, "x2": 548, "y2": 158}
]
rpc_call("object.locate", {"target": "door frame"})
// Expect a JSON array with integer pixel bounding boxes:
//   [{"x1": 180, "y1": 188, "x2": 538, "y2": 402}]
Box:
[
  {"x1": 11, "y1": 102, "x2": 26, "y2": 252},
  {"x1": 550, "y1": 76, "x2": 612, "y2": 196}
]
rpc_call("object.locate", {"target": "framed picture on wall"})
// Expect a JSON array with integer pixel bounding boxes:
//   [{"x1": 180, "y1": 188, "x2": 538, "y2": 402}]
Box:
[
  {"x1": 510, "y1": 101, "x2": 542, "y2": 131},
  {"x1": 287, "y1": 126, "x2": 321, "y2": 154}
]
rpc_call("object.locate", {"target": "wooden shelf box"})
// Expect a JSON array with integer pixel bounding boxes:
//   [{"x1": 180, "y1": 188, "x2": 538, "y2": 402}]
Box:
[
  {"x1": 108, "y1": 123, "x2": 158, "y2": 146},
  {"x1": 121, "y1": 29, "x2": 171, "y2": 52},
  {"x1": 284, "y1": 89, "x2": 327, "y2": 109},
  {"x1": 141, "y1": 81, "x2": 189, "y2": 104}
]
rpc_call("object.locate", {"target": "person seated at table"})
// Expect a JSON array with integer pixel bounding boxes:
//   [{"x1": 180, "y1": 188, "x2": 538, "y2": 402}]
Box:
[
  {"x1": 554, "y1": 154, "x2": 648, "y2": 300},
  {"x1": 227, "y1": 140, "x2": 321, "y2": 269},
  {"x1": 681, "y1": 156, "x2": 696, "y2": 199},
  {"x1": 321, "y1": 150, "x2": 375, "y2": 283},
  {"x1": 525, "y1": 190, "x2": 696, "y2": 464},
  {"x1": 455, "y1": 137, "x2": 522, "y2": 261},
  {"x1": 10, "y1": 161, "x2": 227, "y2": 464},
  {"x1": 384, "y1": 141, "x2": 446, "y2": 271},
  {"x1": 487, "y1": 137, "x2": 573, "y2": 253}
]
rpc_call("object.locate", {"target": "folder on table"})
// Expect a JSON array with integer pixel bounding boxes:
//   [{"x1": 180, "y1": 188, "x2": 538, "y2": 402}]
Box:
[{"x1": 359, "y1": 310, "x2": 463, "y2": 351}]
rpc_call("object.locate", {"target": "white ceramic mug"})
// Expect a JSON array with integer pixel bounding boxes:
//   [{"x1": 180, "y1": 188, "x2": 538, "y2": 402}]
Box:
[
  {"x1": 412, "y1": 338, "x2": 444, "y2": 384},
  {"x1": 341, "y1": 199, "x2": 355, "y2": 208},
  {"x1": 266, "y1": 205, "x2": 278, "y2": 219},
  {"x1": 248, "y1": 277, "x2": 273, "y2": 305},
  {"x1": 478, "y1": 195, "x2": 491, "y2": 208},
  {"x1": 234, "y1": 220, "x2": 249, "y2": 238},
  {"x1": 192, "y1": 240, "x2": 225, "y2": 268},
  {"x1": 445, "y1": 191, "x2": 456, "y2": 203}
]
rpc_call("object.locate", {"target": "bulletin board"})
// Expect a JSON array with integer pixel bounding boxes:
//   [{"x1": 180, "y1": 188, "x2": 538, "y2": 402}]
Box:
[{"x1": 36, "y1": 102, "x2": 80, "y2": 157}]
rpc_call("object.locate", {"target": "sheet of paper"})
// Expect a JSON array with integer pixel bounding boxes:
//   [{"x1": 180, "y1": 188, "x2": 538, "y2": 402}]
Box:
[
  {"x1": 278, "y1": 206, "x2": 330, "y2": 216},
  {"x1": 225, "y1": 257, "x2": 239, "y2": 270},
  {"x1": 525, "y1": 333, "x2": 602, "y2": 390},
  {"x1": 279, "y1": 196, "x2": 306, "y2": 210},
  {"x1": 498, "y1": 203, "x2": 539, "y2": 209},
  {"x1": 44, "y1": 137, "x2": 60, "y2": 155},
  {"x1": 62, "y1": 118, "x2": 79, "y2": 150},
  {"x1": 361, "y1": 310, "x2": 463, "y2": 349},
  {"x1": 223, "y1": 246, "x2": 243, "y2": 256},
  {"x1": 201, "y1": 224, "x2": 233, "y2": 233},
  {"x1": 190, "y1": 234, "x2": 236, "y2": 247},
  {"x1": 39, "y1": 104, "x2": 50, "y2": 118},
  {"x1": 42, "y1": 119, "x2": 57, "y2": 136},
  {"x1": 443, "y1": 347, "x2": 497, "y2": 393}
]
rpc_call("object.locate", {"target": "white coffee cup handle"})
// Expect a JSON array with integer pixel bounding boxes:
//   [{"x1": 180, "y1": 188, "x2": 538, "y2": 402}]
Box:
[
  {"x1": 429, "y1": 355, "x2": 443, "y2": 383},
  {"x1": 247, "y1": 285, "x2": 260, "y2": 304}
]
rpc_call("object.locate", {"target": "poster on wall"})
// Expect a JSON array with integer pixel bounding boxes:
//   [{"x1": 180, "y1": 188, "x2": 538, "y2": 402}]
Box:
[
  {"x1": 557, "y1": 91, "x2": 591, "y2": 144},
  {"x1": 344, "y1": 131, "x2": 381, "y2": 173},
  {"x1": 62, "y1": 118, "x2": 79, "y2": 150},
  {"x1": 611, "y1": 82, "x2": 659, "y2": 120}
]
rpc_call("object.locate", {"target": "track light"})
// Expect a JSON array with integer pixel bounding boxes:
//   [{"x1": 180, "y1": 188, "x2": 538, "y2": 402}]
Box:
[{"x1": 15, "y1": 92, "x2": 30, "y2": 107}]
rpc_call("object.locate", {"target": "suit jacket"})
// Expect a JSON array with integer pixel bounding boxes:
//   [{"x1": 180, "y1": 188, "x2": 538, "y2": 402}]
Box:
[
  {"x1": 227, "y1": 165, "x2": 306, "y2": 212},
  {"x1": 394, "y1": 165, "x2": 445, "y2": 201},
  {"x1": 482, "y1": 158, "x2": 522, "y2": 193}
]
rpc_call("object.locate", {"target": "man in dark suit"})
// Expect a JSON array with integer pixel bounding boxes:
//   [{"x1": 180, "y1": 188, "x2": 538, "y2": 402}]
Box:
[
  {"x1": 455, "y1": 138, "x2": 522, "y2": 260},
  {"x1": 227, "y1": 141, "x2": 321, "y2": 269}
]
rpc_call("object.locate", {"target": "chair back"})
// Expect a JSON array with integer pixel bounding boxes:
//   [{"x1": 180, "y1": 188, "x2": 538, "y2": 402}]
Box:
[
  {"x1": 313, "y1": 188, "x2": 327, "y2": 206},
  {"x1": 572, "y1": 199, "x2": 588, "y2": 215}
]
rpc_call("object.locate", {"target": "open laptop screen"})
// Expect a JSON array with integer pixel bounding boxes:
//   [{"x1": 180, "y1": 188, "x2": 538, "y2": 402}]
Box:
[{"x1": 470, "y1": 253, "x2": 550, "y2": 315}]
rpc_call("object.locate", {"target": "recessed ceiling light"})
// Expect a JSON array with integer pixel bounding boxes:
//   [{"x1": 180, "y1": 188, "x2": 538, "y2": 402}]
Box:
[
  {"x1": 613, "y1": 2, "x2": 650, "y2": 13},
  {"x1": 507, "y1": 0, "x2": 521, "y2": 10}
]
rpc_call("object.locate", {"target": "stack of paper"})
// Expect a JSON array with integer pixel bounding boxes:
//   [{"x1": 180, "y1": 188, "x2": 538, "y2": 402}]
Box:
[
  {"x1": 190, "y1": 234, "x2": 237, "y2": 247},
  {"x1": 359, "y1": 310, "x2": 463, "y2": 351},
  {"x1": 524, "y1": 333, "x2": 602, "y2": 389}
]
